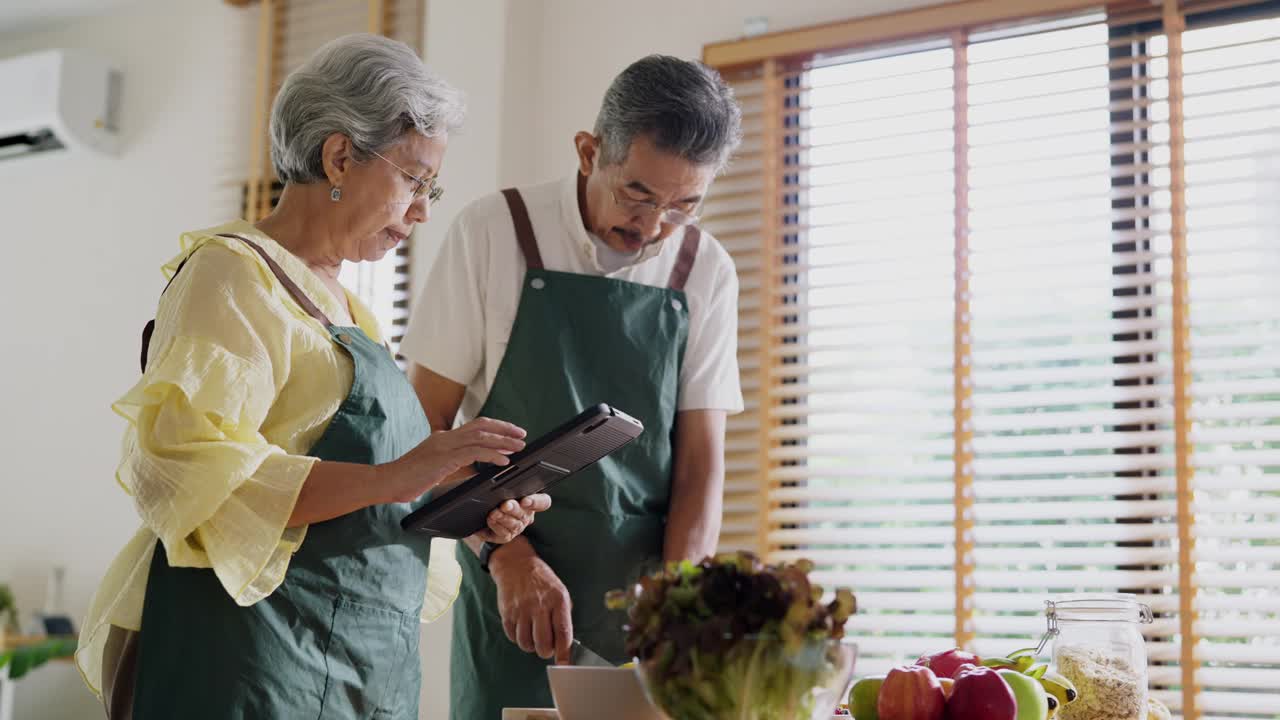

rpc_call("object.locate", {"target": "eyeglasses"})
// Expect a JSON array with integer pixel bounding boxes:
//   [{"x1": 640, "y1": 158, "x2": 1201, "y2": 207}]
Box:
[
  {"x1": 369, "y1": 148, "x2": 444, "y2": 204},
  {"x1": 607, "y1": 173, "x2": 701, "y2": 227}
]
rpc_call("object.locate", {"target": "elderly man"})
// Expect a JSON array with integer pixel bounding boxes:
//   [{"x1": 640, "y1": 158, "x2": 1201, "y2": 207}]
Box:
[{"x1": 401, "y1": 54, "x2": 744, "y2": 718}]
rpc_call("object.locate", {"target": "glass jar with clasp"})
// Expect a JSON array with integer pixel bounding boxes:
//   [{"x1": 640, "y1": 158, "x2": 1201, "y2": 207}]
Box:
[{"x1": 1036, "y1": 594, "x2": 1154, "y2": 720}]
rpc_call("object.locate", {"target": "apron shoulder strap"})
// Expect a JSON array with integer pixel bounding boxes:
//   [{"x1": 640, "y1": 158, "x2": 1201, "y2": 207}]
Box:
[
  {"x1": 216, "y1": 233, "x2": 334, "y2": 327},
  {"x1": 500, "y1": 188, "x2": 544, "y2": 270},
  {"x1": 666, "y1": 225, "x2": 702, "y2": 292},
  {"x1": 140, "y1": 231, "x2": 333, "y2": 372}
]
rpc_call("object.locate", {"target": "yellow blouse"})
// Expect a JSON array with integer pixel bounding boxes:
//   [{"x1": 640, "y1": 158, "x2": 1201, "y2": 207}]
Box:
[{"x1": 76, "y1": 221, "x2": 460, "y2": 698}]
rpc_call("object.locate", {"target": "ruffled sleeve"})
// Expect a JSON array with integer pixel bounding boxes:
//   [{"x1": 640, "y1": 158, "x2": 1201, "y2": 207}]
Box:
[{"x1": 112, "y1": 241, "x2": 317, "y2": 605}]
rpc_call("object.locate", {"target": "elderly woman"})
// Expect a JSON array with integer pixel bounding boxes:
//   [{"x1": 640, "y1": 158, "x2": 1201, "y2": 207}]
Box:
[{"x1": 75, "y1": 34, "x2": 545, "y2": 719}]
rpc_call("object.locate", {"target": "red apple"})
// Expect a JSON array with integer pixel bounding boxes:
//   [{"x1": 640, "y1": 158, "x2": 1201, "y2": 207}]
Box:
[
  {"x1": 915, "y1": 648, "x2": 981, "y2": 680},
  {"x1": 945, "y1": 666, "x2": 1017, "y2": 720},
  {"x1": 877, "y1": 666, "x2": 946, "y2": 720},
  {"x1": 950, "y1": 662, "x2": 978, "y2": 680}
]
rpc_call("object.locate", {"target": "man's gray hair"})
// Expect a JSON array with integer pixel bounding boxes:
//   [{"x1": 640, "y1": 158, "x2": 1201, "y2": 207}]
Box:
[
  {"x1": 269, "y1": 33, "x2": 465, "y2": 184},
  {"x1": 593, "y1": 55, "x2": 742, "y2": 171}
]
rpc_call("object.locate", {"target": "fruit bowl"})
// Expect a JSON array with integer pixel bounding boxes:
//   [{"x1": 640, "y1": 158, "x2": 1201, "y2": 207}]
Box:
[{"x1": 634, "y1": 636, "x2": 858, "y2": 720}]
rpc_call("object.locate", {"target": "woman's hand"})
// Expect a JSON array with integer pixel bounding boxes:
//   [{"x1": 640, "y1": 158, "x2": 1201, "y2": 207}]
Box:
[
  {"x1": 473, "y1": 494, "x2": 552, "y2": 544},
  {"x1": 380, "y1": 417, "x2": 526, "y2": 504}
]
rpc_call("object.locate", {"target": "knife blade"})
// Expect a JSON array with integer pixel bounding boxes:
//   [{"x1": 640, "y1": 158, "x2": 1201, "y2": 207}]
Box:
[{"x1": 569, "y1": 638, "x2": 614, "y2": 667}]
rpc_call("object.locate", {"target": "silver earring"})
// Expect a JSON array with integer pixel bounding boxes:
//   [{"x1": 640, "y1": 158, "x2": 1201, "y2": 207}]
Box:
[{"x1": 330, "y1": 186, "x2": 342, "y2": 202}]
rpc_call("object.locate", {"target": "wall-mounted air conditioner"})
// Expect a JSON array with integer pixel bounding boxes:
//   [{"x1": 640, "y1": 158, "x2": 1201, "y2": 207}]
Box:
[{"x1": 0, "y1": 49, "x2": 122, "y2": 163}]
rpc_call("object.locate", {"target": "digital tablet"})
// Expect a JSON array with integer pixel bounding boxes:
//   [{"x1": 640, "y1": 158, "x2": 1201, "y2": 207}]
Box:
[{"x1": 399, "y1": 403, "x2": 644, "y2": 538}]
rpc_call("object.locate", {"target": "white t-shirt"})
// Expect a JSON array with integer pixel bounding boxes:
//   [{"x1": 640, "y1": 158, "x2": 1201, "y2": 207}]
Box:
[{"x1": 401, "y1": 174, "x2": 745, "y2": 425}]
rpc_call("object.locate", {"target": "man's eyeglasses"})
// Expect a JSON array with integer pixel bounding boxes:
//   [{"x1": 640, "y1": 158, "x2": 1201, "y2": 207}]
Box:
[
  {"x1": 607, "y1": 172, "x2": 700, "y2": 227},
  {"x1": 370, "y1": 148, "x2": 444, "y2": 204}
]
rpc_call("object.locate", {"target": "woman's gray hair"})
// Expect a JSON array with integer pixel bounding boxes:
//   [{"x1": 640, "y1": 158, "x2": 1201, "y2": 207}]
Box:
[
  {"x1": 593, "y1": 55, "x2": 742, "y2": 172},
  {"x1": 269, "y1": 33, "x2": 465, "y2": 184}
]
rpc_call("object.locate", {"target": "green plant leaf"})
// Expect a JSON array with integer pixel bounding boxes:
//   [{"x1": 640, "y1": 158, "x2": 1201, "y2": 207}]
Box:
[
  {"x1": 0, "y1": 583, "x2": 18, "y2": 631},
  {"x1": 0, "y1": 638, "x2": 76, "y2": 681}
]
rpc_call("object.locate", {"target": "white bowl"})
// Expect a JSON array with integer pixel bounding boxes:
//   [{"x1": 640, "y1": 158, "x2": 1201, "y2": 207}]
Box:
[{"x1": 546, "y1": 666, "x2": 666, "y2": 720}]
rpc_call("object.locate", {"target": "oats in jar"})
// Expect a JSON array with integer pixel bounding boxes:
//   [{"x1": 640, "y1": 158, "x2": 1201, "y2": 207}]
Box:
[{"x1": 1057, "y1": 646, "x2": 1147, "y2": 720}]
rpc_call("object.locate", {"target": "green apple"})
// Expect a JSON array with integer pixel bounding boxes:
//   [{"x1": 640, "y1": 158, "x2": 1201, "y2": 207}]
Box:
[
  {"x1": 848, "y1": 675, "x2": 885, "y2": 720},
  {"x1": 998, "y1": 669, "x2": 1049, "y2": 720}
]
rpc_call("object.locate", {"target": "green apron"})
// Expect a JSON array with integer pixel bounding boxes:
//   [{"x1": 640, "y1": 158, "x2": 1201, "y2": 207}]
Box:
[
  {"x1": 449, "y1": 188, "x2": 702, "y2": 719},
  {"x1": 131, "y1": 233, "x2": 435, "y2": 720}
]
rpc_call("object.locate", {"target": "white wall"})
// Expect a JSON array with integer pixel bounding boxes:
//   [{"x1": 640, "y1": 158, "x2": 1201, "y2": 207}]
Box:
[
  {"x1": 0, "y1": 1, "x2": 255, "y2": 718},
  {"x1": 412, "y1": 0, "x2": 511, "y2": 299}
]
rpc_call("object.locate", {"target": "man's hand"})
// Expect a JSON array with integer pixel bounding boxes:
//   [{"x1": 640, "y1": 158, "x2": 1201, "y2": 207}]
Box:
[
  {"x1": 489, "y1": 539, "x2": 573, "y2": 664},
  {"x1": 472, "y1": 495, "x2": 552, "y2": 544}
]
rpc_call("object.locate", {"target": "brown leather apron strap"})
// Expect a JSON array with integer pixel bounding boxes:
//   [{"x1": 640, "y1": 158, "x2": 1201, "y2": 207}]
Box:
[
  {"x1": 666, "y1": 225, "x2": 702, "y2": 292},
  {"x1": 140, "y1": 232, "x2": 334, "y2": 372},
  {"x1": 216, "y1": 233, "x2": 333, "y2": 327},
  {"x1": 501, "y1": 188, "x2": 544, "y2": 270}
]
